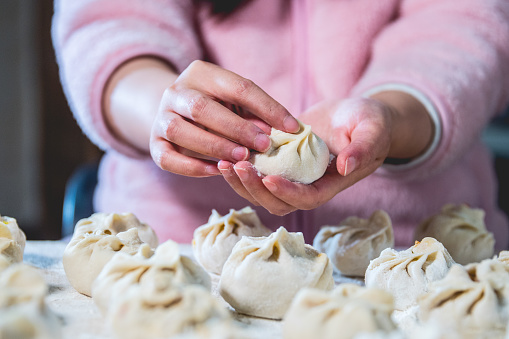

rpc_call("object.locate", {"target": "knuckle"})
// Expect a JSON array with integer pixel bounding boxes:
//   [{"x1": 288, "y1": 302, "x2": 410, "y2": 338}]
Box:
[
  {"x1": 163, "y1": 115, "x2": 181, "y2": 140},
  {"x1": 187, "y1": 94, "x2": 208, "y2": 120},
  {"x1": 234, "y1": 78, "x2": 255, "y2": 97}
]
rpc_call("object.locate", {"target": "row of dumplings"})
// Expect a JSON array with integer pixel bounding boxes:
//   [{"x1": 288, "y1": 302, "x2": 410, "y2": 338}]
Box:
[
  {"x1": 62, "y1": 202, "x2": 500, "y2": 338},
  {"x1": 0, "y1": 215, "x2": 61, "y2": 339}
]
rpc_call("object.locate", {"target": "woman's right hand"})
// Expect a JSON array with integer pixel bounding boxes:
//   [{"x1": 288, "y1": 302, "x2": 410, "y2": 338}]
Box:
[{"x1": 150, "y1": 60, "x2": 299, "y2": 177}]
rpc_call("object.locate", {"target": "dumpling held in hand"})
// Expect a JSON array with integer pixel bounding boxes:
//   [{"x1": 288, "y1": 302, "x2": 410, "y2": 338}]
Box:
[{"x1": 249, "y1": 119, "x2": 329, "y2": 184}]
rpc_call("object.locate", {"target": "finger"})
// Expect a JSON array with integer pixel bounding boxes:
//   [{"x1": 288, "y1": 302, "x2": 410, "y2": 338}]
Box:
[
  {"x1": 182, "y1": 60, "x2": 300, "y2": 133},
  {"x1": 261, "y1": 169, "x2": 345, "y2": 210},
  {"x1": 150, "y1": 137, "x2": 220, "y2": 177},
  {"x1": 218, "y1": 160, "x2": 259, "y2": 206},
  {"x1": 233, "y1": 162, "x2": 296, "y2": 216},
  {"x1": 154, "y1": 110, "x2": 255, "y2": 162},
  {"x1": 162, "y1": 87, "x2": 271, "y2": 152}
]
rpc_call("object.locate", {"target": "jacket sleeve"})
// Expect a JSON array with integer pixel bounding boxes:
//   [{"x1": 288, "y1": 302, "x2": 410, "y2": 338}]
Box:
[
  {"x1": 52, "y1": 0, "x2": 202, "y2": 157},
  {"x1": 351, "y1": 0, "x2": 509, "y2": 179}
]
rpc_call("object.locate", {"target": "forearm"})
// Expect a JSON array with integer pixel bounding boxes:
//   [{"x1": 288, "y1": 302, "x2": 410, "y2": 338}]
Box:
[
  {"x1": 370, "y1": 90, "x2": 434, "y2": 160},
  {"x1": 103, "y1": 57, "x2": 178, "y2": 153}
]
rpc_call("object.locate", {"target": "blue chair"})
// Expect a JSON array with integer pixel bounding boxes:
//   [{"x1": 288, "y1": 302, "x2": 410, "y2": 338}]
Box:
[{"x1": 62, "y1": 163, "x2": 99, "y2": 238}]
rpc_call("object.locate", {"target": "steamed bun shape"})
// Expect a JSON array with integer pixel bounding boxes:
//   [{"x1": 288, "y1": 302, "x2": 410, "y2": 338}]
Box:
[
  {"x1": 92, "y1": 240, "x2": 210, "y2": 314},
  {"x1": 219, "y1": 227, "x2": 334, "y2": 319},
  {"x1": 192, "y1": 207, "x2": 271, "y2": 275},
  {"x1": 0, "y1": 215, "x2": 26, "y2": 267},
  {"x1": 283, "y1": 284, "x2": 396, "y2": 339},
  {"x1": 108, "y1": 284, "x2": 230, "y2": 339},
  {"x1": 249, "y1": 119, "x2": 330, "y2": 184},
  {"x1": 0, "y1": 264, "x2": 61, "y2": 339},
  {"x1": 418, "y1": 259, "x2": 509, "y2": 339},
  {"x1": 313, "y1": 210, "x2": 394, "y2": 277},
  {"x1": 414, "y1": 204, "x2": 494, "y2": 265},
  {"x1": 63, "y1": 212, "x2": 158, "y2": 296},
  {"x1": 365, "y1": 237, "x2": 455, "y2": 311}
]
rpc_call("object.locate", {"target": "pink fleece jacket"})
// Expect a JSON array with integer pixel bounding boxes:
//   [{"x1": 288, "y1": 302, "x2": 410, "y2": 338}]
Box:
[{"x1": 52, "y1": 0, "x2": 509, "y2": 249}]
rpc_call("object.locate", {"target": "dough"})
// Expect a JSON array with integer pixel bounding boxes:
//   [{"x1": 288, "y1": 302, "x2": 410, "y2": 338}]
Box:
[
  {"x1": 0, "y1": 264, "x2": 61, "y2": 339},
  {"x1": 219, "y1": 227, "x2": 334, "y2": 319},
  {"x1": 414, "y1": 204, "x2": 494, "y2": 265},
  {"x1": 249, "y1": 119, "x2": 330, "y2": 184},
  {"x1": 63, "y1": 212, "x2": 158, "y2": 296},
  {"x1": 313, "y1": 210, "x2": 394, "y2": 277},
  {"x1": 0, "y1": 215, "x2": 26, "y2": 267},
  {"x1": 92, "y1": 239, "x2": 210, "y2": 314},
  {"x1": 108, "y1": 284, "x2": 230, "y2": 339},
  {"x1": 418, "y1": 259, "x2": 509, "y2": 338},
  {"x1": 192, "y1": 206, "x2": 271, "y2": 275},
  {"x1": 283, "y1": 284, "x2": 396, "y2": 339},
  {"x1": 365, "y1": 237, "x2": 455, "y2": 311}
]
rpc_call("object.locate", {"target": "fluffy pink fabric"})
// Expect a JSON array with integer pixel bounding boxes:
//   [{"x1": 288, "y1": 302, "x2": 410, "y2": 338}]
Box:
[{"x1": 53, "y1": 0, "x2": 509, "y2": 249}]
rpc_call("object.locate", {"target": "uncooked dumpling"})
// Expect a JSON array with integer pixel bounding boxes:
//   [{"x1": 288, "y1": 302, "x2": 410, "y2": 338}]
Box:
[
  {"x1": 414, "y1": 204, "x2": 494, "y2": 265},
  {"x1": 192, "y1": 206, "x2": 271, "y2": 275},
  {"x1": 107, "y1": 284, "x2": 230, "y2": 339},
  {"x1": 0, "y1": 215, "x2": 26, "y2": 267},
  {"x1": 313, "y1": 210, "x2": 394, "y2": 277},
  {"x1": 283, "y1": 284, "x2": 396, "y2": 339},
  {"x1": 0, "y1": 264, "x2": 61, "y2": 339},
  {"x1": 365, "y1": 237, "x2": 455, "y2": 311},
  {"x1": 92, "y1": 239, "x2": 210, "y2": 314},
  {"x1": 418, "y1": 259, "x2": 509, "y2": 339},
  {"x1": 249, "y1": 119, "x2": 330, "y2": 184},
  {"x1": 63, "y1": 212, "x2": 158, "y2": 296},
  {"x1": 219, "y1": 227, "x2": 334, "y2": 319}
]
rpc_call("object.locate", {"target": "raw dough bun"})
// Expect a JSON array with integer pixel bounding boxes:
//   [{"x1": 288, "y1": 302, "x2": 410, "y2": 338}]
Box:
[
  {"x1": 283, "y1": 284, "x2": 396, "y2": 339},
  {"x1": 0, "y1": 215, "x2": 26, "y2": 267},
  {"x1": 0, "y1": 264, "x2": 61, "y2": 339},
  {"x1": 418, "y1": 259, "x2": 509, "y2": 338},
  {"x1": 108, "y1": 284, "x2": 230, "y2": 339},
  {"x1": 249, "y1": 119, "x2": 330, "y2": 184},
  {"x1": 192, "y1": 206, "x2": 271, "y2": 275},
  {"x1": 92, "y1": 239, "x2": 210, "y2": 314},
  {"x1": 313, "y1": 210, "x2": 394, "y2": 277},
  {"x1": 414, "y1": 204, "x2": 494, "y2": 265},
  {"x1": 171, "y1": 320, "x2": 251, "y2": 339},
  {"x1": 219, "y1": 227, "x2": 334, "y2": 319},
  {"x1": 365, "y1": 237, "x2": 455, "y2": 311},
  {"x1": 63, "y1": 212, "x2": 158, "y2": 296}
]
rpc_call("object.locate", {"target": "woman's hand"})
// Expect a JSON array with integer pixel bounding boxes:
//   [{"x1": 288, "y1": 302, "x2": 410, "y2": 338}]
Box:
[
  {"x1": 150, "y1": 60, "x2": 299, "y2": 177},
  {"x1": 219, "y1": 94, "x2": 433, "y2": 215}
]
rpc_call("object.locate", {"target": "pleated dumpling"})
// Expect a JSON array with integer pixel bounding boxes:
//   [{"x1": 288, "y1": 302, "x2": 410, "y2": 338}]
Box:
[
  {"x1": 249, "y1": 119, "x2": 330, "y2": 184},
  {"x1": 414, "y1": 204, "x2": 494, "y2": 265},
  {"x1": 92, "y1": 240, "x2": 210, "y2": 315},
  {"x1": 418, "y1": 259, "x2": 509, "y2": 338},
  {"x1": 365, "y1": 237, "x2": 455, "y2": 311},
  {"x1": 108, "y1": 283, "x2": 231, "y2": 339},
  {"x1": 63, "y1": 212, "x2": 158, "y2": 296},
  {"x1": 0, "y1": 215, "x2": 26, "y2": 268},
  {"x1": 283, "y1": 284, "x2": 396, "y2": 339},
  {"x1": 313, "y1": 210, "x2": 394, "y2": 277},
  {"x1": 192, "y1": 207, "x2": 271, "y2": 275},
  {"x1": 0, "y1": 264, "x2": 61, "y2": 339},
  {"x1": 219, "y1": 227, "x2": 334, "y2": 319}
]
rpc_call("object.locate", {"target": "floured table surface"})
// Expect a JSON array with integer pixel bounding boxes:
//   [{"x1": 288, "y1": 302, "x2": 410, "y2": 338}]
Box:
[{"x1": 23, "y1": 241, "x2": 363, "y2": 339}]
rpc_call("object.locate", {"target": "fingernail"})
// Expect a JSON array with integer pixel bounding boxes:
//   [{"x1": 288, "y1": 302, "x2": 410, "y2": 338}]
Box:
[
  {"x1": 344, "y1": 157, "x2": 356, "y2": 176},
  {"x1": 254, "y1": 133, "x2": 270, "y2": 152},
  {"x1": 217, "y1": 160, "x2": 231, "y2": 171},
  {"x1": 206, "y1": 165, "x2": 220, "y2": 175},
  {"x1": 284, "y1": 116, "x2": 300, "y2": 133},
  {"x1": 235, "y1": 167, "x2": 249, "y2": 181},
  {"x1": 264, "y1": 179, "x2": 278, "y2": 192},
  {"x1": 232, "y1": 146, "x2": 248, "y2": 161}
]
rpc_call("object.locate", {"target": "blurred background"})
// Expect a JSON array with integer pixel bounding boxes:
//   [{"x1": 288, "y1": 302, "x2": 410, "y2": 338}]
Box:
[
  {"x1": 0, "y1": 1, "x2": 102, "y2": 240},
  {"x1": 1, "y1": 1, "x2": 508, "y2": 240}
]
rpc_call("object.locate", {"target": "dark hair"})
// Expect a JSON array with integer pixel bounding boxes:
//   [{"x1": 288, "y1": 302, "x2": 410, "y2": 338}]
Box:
[{"x1": 195, "y1": 0, "x2": 251, "y2": 16}]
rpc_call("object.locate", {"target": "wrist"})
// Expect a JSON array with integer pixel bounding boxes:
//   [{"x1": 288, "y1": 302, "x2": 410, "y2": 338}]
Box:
[{"x1": 369, "y1": 90, "x2": 434, "y2": 160}]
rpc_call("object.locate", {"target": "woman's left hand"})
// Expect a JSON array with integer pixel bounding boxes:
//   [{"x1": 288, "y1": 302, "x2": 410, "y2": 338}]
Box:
[{"x1": 218, "y1": 97, "x2": 398, "y2": 215}]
